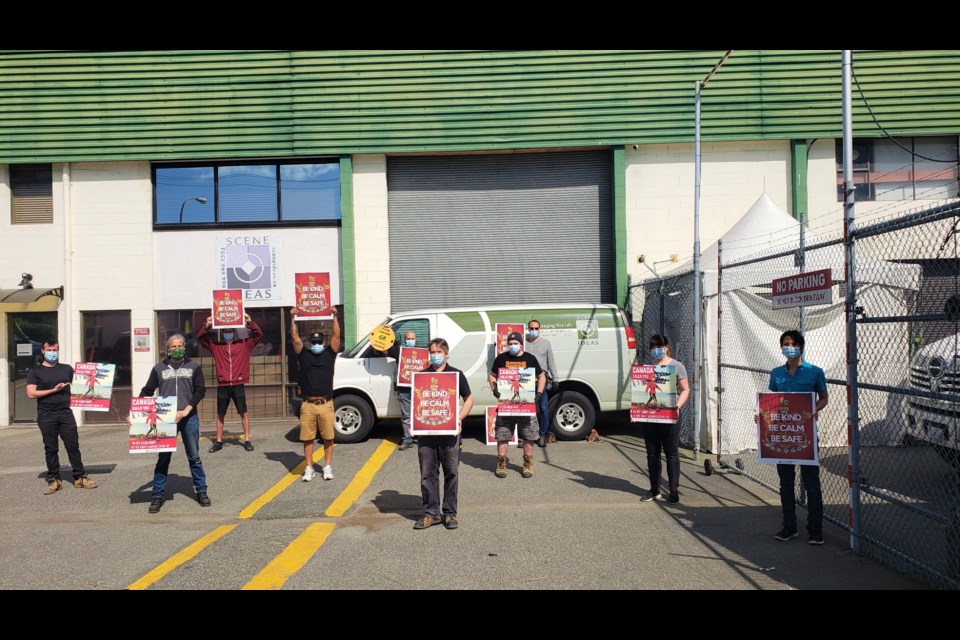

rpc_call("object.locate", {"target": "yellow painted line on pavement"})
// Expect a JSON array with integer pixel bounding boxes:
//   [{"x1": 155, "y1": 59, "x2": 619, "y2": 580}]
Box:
[
  {"x1": 326, "y1": 438, "x2": 397, "y2": 517},
  {"x1": 239, "y1": 448, "x2": 328, "y2": 520},
  {"x1": 127, "y1": 524, "x2": 238, "y2": 590},
  {"x1": 242, "y1": 522, "x2": 335, "y2": 590}
]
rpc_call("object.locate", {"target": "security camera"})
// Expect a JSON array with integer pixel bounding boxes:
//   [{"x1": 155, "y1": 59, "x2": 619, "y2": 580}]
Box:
[
  {"x1": 632, "y1": 144, "x2": 639, "y2": 150},
  {"x1": 637, "y1": 255, "x2": 645, "y2": 264}
]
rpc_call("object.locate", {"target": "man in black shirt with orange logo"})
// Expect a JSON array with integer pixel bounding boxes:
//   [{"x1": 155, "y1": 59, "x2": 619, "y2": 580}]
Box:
[{"x1": 488, "y1": 332, "x2": 545, "y2": 479}]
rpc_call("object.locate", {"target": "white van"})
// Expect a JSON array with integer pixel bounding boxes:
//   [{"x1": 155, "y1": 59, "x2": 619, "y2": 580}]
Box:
[
  {"x1": 904, "y1": 332, "x2": 960, "y2": 467},
  {"x1": 330, "y1": 304, "x2": 638, "y2": 443}
]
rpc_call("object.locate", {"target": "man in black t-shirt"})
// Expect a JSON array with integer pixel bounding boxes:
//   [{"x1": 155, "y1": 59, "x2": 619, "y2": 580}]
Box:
[
  {"x1": 412, "y1": 338, "x2": 473, "y2": 530},
  {"x1": 25, "y1": 339, "x2": 98, "y2": 495},
  {"x1": 489, "y1": 332, "x2": 545, "y2": 479},
  {"x1": 290, "y1": 306, "x2": 341, "y2": 482}
]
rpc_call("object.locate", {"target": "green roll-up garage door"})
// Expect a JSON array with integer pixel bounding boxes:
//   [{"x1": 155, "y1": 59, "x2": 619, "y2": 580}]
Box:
[{"x1": 387, "y1": 151, "x2": 613, "y2": 312}]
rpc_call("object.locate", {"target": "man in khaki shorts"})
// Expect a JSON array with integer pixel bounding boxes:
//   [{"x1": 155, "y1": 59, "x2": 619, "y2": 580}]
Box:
[{"x1": 290, "y1": 306, "x2": 341, "y2": 481}]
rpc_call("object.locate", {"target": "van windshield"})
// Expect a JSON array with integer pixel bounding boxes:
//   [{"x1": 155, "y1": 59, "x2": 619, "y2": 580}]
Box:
[{"x1": 341, "y1": 316, "x2": 392, "y2": 358}]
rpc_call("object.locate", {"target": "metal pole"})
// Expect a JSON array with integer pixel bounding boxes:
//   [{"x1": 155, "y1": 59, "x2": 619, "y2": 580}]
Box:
[
  {"x1": 693, "y1": 80, "x2": 703, "y2": 460},
  {"x1": 716, "y1": 239, "x2": 723, "y2": 462},
  {"x1": 843, "y1": 49, "x2": 862, "y2": 554},
  {"x1": 799, "y1": 212, "x2": 807, "y2": 335}
]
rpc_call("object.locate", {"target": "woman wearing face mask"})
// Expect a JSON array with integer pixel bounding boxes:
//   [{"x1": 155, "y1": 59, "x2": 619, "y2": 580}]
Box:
[{"x1": 638, "y1": 334, "x2": 689, "y2": 504}]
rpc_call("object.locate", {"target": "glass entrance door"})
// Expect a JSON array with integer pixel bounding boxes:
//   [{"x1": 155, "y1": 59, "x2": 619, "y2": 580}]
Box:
[{"x1": 8, "y1": 312, "x2": 58, "y2": 422}]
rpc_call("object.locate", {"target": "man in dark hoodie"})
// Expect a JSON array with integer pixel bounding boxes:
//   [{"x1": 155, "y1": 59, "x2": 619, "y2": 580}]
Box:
[{"x1": 127, "y1": 333, "x2": 209, "y2": 514}]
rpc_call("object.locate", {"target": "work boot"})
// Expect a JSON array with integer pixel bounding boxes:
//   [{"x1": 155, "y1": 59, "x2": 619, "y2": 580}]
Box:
[
  {"x1": 495, "y1": 456, "x2": 508, "y2": 478},
  {"x1": 43, "y1": 479, "x2": 62, "y2": 495},
  {"x1": 73, "y1": 476, "x2": 98, "y2": 489},
  {"x1": 522, "y1": 454, "x2": 534, "y2": 478}
]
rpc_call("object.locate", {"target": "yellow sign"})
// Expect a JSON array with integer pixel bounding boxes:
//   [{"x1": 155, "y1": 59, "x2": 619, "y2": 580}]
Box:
[{"x1": 369, "y1": 325, "x2": 396, "y2": 352}]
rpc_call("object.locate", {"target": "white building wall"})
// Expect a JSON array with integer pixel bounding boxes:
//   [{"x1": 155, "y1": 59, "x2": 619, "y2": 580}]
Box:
[
  {"x1": 626, "y1": 141, "x2": 792, "y2": 282},
  {"x1": 352, "y1": 154, "x2": 391, "y2": 334}
]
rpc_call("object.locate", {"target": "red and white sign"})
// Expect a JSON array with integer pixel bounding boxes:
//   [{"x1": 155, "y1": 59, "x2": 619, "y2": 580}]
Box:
[
  {"x1": 771, "y1": 268, "x2": 832, "y2": 310},
  {"x1": 484, "y1": 406, "x2": 518, "y2": 446},
  {"x1": 212, "y1": 289, "x2": 245, "y2": 329},
  {"x1": 294, "y1": 272, "x2": 332, "y2": 320},
  {"x1": 411, "y1": 371, "x2": 460, "y2": 436},
  {"x1": 134, "y1": 327, "x2": 151, "y2": 353},
  {"x1": 757, "y1": 392, "x2": 819, "y2": 466},
  {"x1": 496, "y1": 367, "x2": 536, "y2": 417},
  {"x1": 396, "y1": 346, "x2": 430, "y2": 387},
  {"x1": 495, "y1": 323, "x2": 525, "y2": 354},
  {"x1": 128, "y1": 396, "x2": 178, "y2": 453}
]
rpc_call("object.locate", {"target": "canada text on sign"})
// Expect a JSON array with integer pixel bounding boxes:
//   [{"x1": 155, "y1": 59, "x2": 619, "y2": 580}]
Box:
[{"x1": 771, "y1": 268, "x2": 832, "y2": 310}]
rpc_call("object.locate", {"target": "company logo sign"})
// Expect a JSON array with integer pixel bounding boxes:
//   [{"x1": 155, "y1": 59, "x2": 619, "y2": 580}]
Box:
[{"x1": 216, "y1": 235, "x2": 281, "y2": 301}]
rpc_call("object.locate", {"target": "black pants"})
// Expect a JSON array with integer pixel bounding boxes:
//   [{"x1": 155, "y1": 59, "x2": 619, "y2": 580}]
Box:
[
  {"x1": 777, "y1": 463, "x2": 823, "y2": 532},
  {"x1": 417, "y1": 435, "x2": 460, "y2": 518},
  {"x1": 641, "y1": 421, "x2": 680, "y2": 492},
  {"x1": 38, "y1": 411, "x2": 86, "y2": 481}
]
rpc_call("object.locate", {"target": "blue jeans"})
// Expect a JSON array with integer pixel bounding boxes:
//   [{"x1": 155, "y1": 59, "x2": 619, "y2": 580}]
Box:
[
  {"x1": 537, "y1": 389, "x2": 551, "y2": 437},
  {"x1": 777, "y1": 463, "x2": 823, "y2": 532},
  {"x1": 398, "y1": 390, "x2": 412, "y2": 443},
  {"x1": 152, "y1": 413, "x2": 207, "y2": 498}
]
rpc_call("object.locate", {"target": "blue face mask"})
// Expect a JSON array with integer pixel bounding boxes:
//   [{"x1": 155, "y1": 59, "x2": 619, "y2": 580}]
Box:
[
  {"x1": 223, "y1": 332, "x2": 234, "y2": 342},
  {"x1": 527, "y1": 329, "x2": 539, "y2": 339},
  {"x1": 650, "y1": 347, "x2": 665, "y2": 360},
  {"x1": 429, "y1": 353, "x2": 445, "y2": 367},
  {"x1": 405, "y1": 339, "x2": 416, "y2": 347},
  {"x1": 311, "y1": 343, "x2": 324, "y2": 355},
  {"x1": 782, "y1": 346, "x2": 801, "y2": 360},
  {"x1": 508, "y1": 344, "x2": 521, "y2": 356},
  {"x1": 43, "y1": 351, "x2": 59, "y2": 363}
]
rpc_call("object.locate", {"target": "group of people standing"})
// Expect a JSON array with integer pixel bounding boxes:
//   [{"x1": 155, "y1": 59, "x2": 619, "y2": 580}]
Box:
[{"x1": 27, "y1": 311, "x2": 828, "y2": 544}]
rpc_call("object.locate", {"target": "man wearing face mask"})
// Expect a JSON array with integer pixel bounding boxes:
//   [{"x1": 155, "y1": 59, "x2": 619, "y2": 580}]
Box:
[
  {"x1": 375, "y1": 330, "x2": 418, "y2": 450},
  {"x1": 290, "y1": 306, "x2": 341, "y2": 481},
  {"x1": 413, "y1": 338, "x2": 473, "y2": 530},
  {"x1": 26, "y1": 339, "x2": 99, "y2": 495},
  {"x1": 197, "y1": 313, "x2": 263, "y2": 453},
  {"x1": 489, "y1": 332, "x2": 545, "y2": 479},
  {"x1": 523, "y1": 319, "x2": 558, "y2": 448},
  {"x1": 129, "y1": 334, "x2": 208, "y2": 514},
  {"x1": 767, "y1": 330, "x2": 829, "y2": 545}
]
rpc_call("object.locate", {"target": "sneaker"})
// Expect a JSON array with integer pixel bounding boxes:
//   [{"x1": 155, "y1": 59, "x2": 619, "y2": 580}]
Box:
[
  {"x1": 521, "y1": 454, "x2": 534, "y2": 478},
  {"x1": 774, "y1": 526, "x2": 799, "y2": 541},
  {"x1": 196, "y1": 491, "x2": 211, "y2": 507},
  {"x1": 398, "y1": 440, "x2": 414, "y2": 451},
  {"x1": 537, "y1": 435, "x2": 547, "y2": 448},
  {"x1": 640, "y1": 488, "x2": 662, "y2": 502},
  {"x1": 242, "y1": 441, "x2": 254, "y2": 452},
  {"x1": 668, "y1": 490, "x2": 680, "y2": 504},
  {"x1": 302, "y1": 466, "x2": 315, "y2": 482},
  {"x1": 73, "y1": 476, "x2": 98, "y2": 489},
  {"x1": 495, "y1": 456, "x2": 508, "y2": 479},
  {"x1": 413, "y1": 515, "x2": 442, "y2": 530},
  {"x1": 43, "y1": 479, "x2": 62, "y2": 495},
  {"x1": 322, "y1": 465, "x2": 334, "y2": 480},
  {"x1": 208, "y1": 441, "x2": 223, "y2": 453},
  {"x1": 808, "y1": 530, "x2": 825, "y2": 545},
  {"x1": 148, "y1": 497, "x2": 164, "y2": 514},
  {"x1": 443, "y1": 515, "x2": 459, "y2": 530}
]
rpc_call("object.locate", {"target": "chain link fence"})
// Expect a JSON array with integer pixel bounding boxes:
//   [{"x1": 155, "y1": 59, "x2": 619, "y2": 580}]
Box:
[
  {"x1": 717, "y1": 201, "x2": 960, "y2": 589},
  {"x1": 627, "y1": 270, "x2": 697, "y2": 449}
]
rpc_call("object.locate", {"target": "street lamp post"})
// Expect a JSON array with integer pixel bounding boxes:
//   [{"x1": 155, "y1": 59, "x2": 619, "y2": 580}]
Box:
[{"x1": 179, "y1": 197, "x2": 208, "y2": 223}]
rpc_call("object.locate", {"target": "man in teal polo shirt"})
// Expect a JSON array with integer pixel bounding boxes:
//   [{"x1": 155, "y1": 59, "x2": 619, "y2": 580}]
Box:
[{"x1": 769, "y1": 330, "x2": 829, "y2": 545}]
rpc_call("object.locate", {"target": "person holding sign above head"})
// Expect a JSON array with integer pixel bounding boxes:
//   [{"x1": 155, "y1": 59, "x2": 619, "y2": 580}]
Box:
[
  {"x1": 290, "y1": 306, "x2": 341, "y2": 482},
  {"x1": 128, "y1": 334, "x2": 209, "y2": 514},
  {"x1": 374, "y1": 329, "x2": 418, "y2": 451},
  {"x1": 26, "y1": 339, "x2": 98, "y2": 495},
  {"x1": 766, "y1": 330, "x2": 829, "y2": 545},
  {"x1": 413, "y1": 338, "x2": 473, "y2": 530},
  {"x1": 489, "y1": 332, "x2": 544, "y2": 479},
  {"x1": 198, "y1": 312, "x2": 264, "y2": 453},
  {"x1": 637, "y1": 335, "x2": 689, "y2": 504}
]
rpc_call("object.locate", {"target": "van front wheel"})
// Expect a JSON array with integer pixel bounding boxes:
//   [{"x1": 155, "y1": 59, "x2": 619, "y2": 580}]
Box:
[
  {"x1": 551, "y1": 391, "x2": 595, "y2": 441},
  {"x1": 333, "y1": 394, "x2": 375, "y2": 443}
]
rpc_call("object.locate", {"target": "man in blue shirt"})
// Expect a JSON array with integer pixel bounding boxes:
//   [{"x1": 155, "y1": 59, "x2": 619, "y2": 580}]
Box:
[{"x1": 768, "y1": 330, "x2": 829, "y2": 545}]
